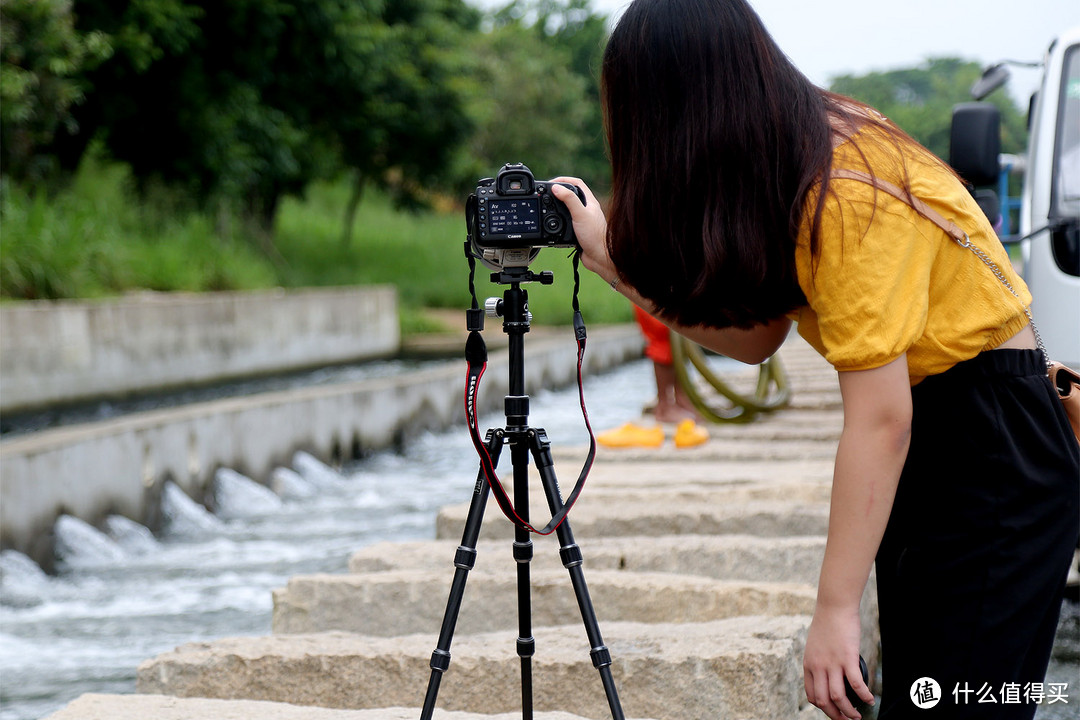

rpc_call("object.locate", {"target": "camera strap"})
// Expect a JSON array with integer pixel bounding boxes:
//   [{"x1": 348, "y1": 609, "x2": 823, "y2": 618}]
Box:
[{"x1": 462, "y1": 244, "x2": 596, "y2": 535}]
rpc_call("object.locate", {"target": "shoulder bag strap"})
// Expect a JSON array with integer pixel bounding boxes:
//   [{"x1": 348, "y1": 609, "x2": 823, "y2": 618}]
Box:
[{"x1": 829, "y1": 168, "x2": 1050, "y2": 368}]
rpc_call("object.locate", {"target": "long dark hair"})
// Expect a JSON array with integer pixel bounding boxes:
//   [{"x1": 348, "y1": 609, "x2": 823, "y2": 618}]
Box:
[{"x1": 602, "y1": 0, "x2": 890, "y2": 328}]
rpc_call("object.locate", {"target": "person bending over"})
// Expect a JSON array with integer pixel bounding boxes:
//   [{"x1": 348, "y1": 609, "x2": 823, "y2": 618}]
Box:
[{"x1": 549, "y1": 1, "x2": 1079, "y2": 718}]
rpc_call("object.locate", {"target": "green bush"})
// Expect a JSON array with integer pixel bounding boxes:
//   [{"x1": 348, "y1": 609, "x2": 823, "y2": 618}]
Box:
[
  {"x1": 0, "y1": 157, "x2": 634, "y2": 327},
  {"x1": 0, "y1": 156, "x2": 276, "y2": 299}
]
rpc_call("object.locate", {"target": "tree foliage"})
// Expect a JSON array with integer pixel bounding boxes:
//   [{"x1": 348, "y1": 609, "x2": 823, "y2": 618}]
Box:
[
  {"x1": 335, "y1": 0, "x2": 480, "y2": 242},
  {"x1": 829, "y1": 57, "x2": 1028, "y2": 161},
  {"x1": 448, "y1": 22, "x2": 590, "y2": 192},
  {"x1": 3, "y1": 0, "x2": 480, "y2": 242},
  {"x1": 1, "y1": 0, "x2": 615, "y2": 244},
  {"x1": 0, "y1": 0, "x2": 111, "y2": 185},
  {"x1": 487, "y1": 0, "x2": 610, "y2": 188}
]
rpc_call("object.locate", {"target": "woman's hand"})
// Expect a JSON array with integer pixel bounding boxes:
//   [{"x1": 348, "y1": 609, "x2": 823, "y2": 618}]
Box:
[
  {"x1": 549, "y1": 175, "x2": 793, "y2": 364},
  {"x1": 804, "y1": 603, "x2": 872, "y2": 719},
  {"x1": 805, "y1": 355, "x2": 910, "y2": 718},
  {"x1": 548, "y1": 177, "x2": 616, "y2": 285}
]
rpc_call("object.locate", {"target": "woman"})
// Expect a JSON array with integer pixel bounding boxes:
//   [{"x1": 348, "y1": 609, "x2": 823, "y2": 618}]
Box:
[{"x1": 549, "y1": 0, "x2": 1079, "y2": 718}]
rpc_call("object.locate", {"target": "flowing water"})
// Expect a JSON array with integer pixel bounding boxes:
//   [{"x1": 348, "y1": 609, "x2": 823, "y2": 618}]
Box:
[
  {"x1": 0, "y1": 360, "x2": 651, "y2": 720},
  {"x1": 1, "y1": 358, "x2": 1076, "y2": 720}
]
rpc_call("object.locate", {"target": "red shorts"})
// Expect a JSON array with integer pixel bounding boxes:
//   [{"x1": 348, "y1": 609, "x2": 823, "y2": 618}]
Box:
[{"x1": 634, "y1": 305, "x2": 672, "y2": 365}]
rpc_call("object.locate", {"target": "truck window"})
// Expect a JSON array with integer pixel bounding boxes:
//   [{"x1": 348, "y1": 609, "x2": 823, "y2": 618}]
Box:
[{"x1": 1054, "y1": 45, "x2": 1080, "y2": 218}]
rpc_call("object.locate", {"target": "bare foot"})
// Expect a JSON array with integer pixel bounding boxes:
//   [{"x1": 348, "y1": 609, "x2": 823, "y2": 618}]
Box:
[{"x1": 654, "y1": 403, "x2": 699, "y2": 424}]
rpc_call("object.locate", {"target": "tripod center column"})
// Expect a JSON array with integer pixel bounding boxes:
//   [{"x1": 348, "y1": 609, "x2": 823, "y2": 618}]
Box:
[{"x1": 501, "y1": 284, "x2": 531, "y2": 429}]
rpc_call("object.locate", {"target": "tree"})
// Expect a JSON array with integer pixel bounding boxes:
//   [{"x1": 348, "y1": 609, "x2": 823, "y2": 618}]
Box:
[
  {"x1": 829, "y1": 57, "x2": 1028, "y2": 161},
  {"x1": 452, "y1": 23, "x2": 591, "y2": 187},
  {"x1": 335, "y1": 0, "x2": 481, "y2": 244},
  {"x1": 488, "y1": 0, "x2": 610, "y2": 189},
  {"x1": 493, "y1": 0, "x2": 609, "y2": 186},
  {"x1": 45, "y1": 0, "x2": 477, "y2": 244},
  {"x1": 0, "y1": 0, "x2": 111, "y2": 185},
  {"x1": 443, "y1": 0, "x2": 610, "y2": 198}
]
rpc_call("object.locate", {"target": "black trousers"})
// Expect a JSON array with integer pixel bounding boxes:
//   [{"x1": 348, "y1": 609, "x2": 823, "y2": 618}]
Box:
[{"x1": 876, "y1": 350, "x2": 1079, "y2": 719}]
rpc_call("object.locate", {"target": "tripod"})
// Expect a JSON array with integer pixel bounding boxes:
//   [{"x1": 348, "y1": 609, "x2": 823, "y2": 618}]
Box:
[{"x1": 420, "y1": 266, "x2": 625, "y2": 720}]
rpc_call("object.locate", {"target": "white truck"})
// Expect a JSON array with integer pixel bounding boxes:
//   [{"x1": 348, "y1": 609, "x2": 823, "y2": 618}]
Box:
[{"x1": 951, "y1": 25, "x2": 1080, "y2": 367}]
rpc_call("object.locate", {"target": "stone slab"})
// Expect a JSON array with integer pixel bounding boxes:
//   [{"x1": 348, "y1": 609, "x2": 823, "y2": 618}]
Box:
[
  {"x1": 348, "y1": 535, "x2": 828, "y2": 586},
  {"x1": 429, "y1": 479, "x2": 832, "y2": 530},
  {"x1": 136, "y1": 617, "x2": 821, "y2": 720},
  {"x1": 566, "y1": 438, "x2": 839, "y2": 465},
  {"x1": 44, "y1": 694, "x2": 624, "y2": 720},
  {"x1": 435, "y1": 499, "x2": 830, "y2": 542},
  {"x1": 548, "y1": 458, "x2": 835, "y2": 488},
  {"x1": 272, "y1": 569, "x2": 816, "y2": 635}
]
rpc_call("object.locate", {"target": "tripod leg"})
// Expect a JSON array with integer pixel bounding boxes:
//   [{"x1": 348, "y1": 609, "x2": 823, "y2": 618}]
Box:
[
  {"x1": 420, "y1": 430, "x2": 502, "y2": 720},
  {"x1": 529, "y1": 430, "x2": 626, "y2": 720},
  {"x1": 509, "y1": 430, "x2": 535, "y2": 720}
]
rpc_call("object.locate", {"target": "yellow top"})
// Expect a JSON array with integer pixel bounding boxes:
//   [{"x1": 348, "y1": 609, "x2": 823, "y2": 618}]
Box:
[{"x1": 790, "y1": 123, "x2": 1031, "y2": 384}]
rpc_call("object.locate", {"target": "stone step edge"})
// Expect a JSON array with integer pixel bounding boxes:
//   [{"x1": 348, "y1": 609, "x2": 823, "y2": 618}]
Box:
[
  {"x1": 435, "y1": 499, "x2": 831, "y2": 541},
  {"x1": 348, "y1": 533, "x2": 828, "y2": 574},
  {"x1": 135, "y1": 617, "x2": 817, "y2": 720},
  {"x1": 271, "y1": 569, "x2": 819, "y2": 635},
  {"x1": 44, "y1": 693, "x2": 649, "y2": 720}
]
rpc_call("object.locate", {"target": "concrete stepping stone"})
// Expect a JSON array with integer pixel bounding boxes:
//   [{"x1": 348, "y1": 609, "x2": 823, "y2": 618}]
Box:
[
  {"x1": 435, "y1": 499, "x2": 829, "y2": 542},
  {"x1": 136, "y1": 616, "x2": 820, "y2": 720},
  {"x1": 551, "y1": 458, "x2": 835, "y2": 488},
  {"x1": 44, "y1": 694, "x2": 624, "y2": 720},
  {"x1": 272, "y1": 569, "x2": 816, "y2": 635},
  {"x1": 347, "y1": 534, "x2": 828, "y2": 586},
  {"x1": 564, "y1": 481, "x2": 831, "y2": 507}
]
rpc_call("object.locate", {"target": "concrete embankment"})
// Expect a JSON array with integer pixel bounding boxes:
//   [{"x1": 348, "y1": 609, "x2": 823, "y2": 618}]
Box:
[
  {"x1": 0, "y1": 287, "x2": 643, "y2": 562},
  {"x1": 0, "y1": 287, "x2": 400, "y2": 414},
  {"x1": 44, "y1": 334, "x2": 878, "y2": 720}
]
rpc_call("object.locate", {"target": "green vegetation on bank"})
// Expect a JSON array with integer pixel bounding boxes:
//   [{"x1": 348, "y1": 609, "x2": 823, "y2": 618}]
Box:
[
  {"x1": 1, "y1": 157, "x2": 275, "y2": 299},
  {"x1": 0, "y1": 152, "x2": 632, "y2": 329}
]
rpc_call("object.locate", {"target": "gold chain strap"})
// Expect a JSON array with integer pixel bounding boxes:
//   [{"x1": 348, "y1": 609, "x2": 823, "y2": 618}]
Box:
[{"x1": 951, "y1": 232, "x2": 1050, "y2": 367}]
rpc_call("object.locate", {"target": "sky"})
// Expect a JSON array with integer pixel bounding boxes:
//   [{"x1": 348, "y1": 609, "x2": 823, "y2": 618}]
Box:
[{"x1": 473, "y1": 0, "x2": 1079, "y2": 106}]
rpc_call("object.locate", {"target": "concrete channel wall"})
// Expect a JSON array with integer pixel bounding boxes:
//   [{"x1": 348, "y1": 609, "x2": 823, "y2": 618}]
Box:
[
  {"x1": 0, "y1": 287, "x2": 400, "y2": 413},
  {"x1": 0, "y1": 314, "x2": 642, "y2": 563}
]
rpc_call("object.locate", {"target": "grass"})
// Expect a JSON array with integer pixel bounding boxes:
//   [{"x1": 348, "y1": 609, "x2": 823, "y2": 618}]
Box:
[
  {"x1": 0, "y1": 160, "x2": 276, "y2": 300},
  {"x1": 0, "y1": 158, "x2": 634, "y2": 330},
  {"x1": 274, "y1": 179, "x2": 631, "y2": 328}
]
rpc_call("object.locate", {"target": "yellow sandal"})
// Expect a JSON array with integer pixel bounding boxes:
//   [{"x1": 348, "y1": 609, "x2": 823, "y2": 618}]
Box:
[{"x1": 596, "y1": 422, "x2": 665, "y2": 448}]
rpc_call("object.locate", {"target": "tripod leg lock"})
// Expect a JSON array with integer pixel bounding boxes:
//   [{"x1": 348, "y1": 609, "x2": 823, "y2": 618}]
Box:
[
  {"x1": 429, "y1": 649, "x2": 451, "y2": 673},
  {"x1": 517, "y1": 636, "x2": 536, "y2": 658},
  {"x1": 505, "y1": 395, "x2": 529, "y2": 426},
  {"x1": 454, "y1": 546, "x2": 477, "y2": 570},
  {"x1": 559, "y1": 543, "x2": 583, "y2": 568},
  {"x1": 513, "y1": 540, "x2": 533, "y2": 563},
  {"x1": 589, "y1": 645, "x2": 612, "y2": 669}
]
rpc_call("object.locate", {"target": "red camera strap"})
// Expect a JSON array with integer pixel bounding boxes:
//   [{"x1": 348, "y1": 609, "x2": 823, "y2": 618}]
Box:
[{"x1": 462, "y1": 249, "x2": 596, "y2": 535}]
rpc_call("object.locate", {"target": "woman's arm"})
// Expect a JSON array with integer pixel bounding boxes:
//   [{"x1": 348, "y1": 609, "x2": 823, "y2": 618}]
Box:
[
  {"x1": 804, "y1": 354, "x2": 912, "y2": 719},
  {"x1": 549, "y1": 179, "x2": 791, "y2": 364}
]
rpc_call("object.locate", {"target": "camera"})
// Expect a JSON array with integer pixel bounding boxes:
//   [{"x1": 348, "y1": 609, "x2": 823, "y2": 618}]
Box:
[{"x1": 467, "y1": 163, "x2": 586, "y2": 270}]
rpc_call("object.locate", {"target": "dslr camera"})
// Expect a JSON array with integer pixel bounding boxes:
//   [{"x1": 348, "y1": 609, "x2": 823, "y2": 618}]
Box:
[{"x1": 467, "y1": 163, "x2": 586, "y2": 270}]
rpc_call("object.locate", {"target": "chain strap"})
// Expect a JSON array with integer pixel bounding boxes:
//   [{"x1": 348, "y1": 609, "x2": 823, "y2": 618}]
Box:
[{"x1": 952, "y1": 232, "x2": 1051, "y2": 369}]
